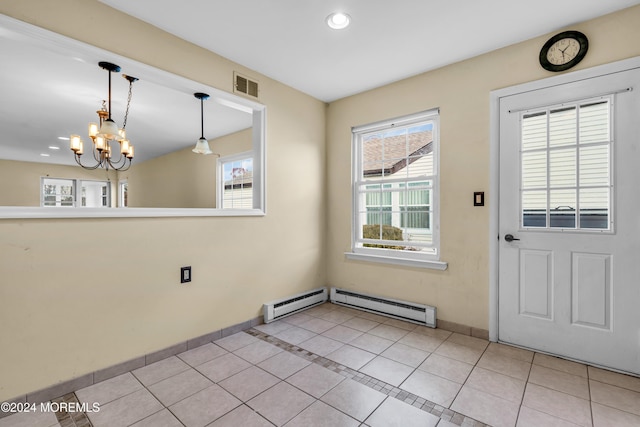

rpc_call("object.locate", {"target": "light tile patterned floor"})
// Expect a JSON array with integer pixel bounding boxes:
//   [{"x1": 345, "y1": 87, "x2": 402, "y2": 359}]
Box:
[{"x1": 2, "y1": 302, "x2": 640, "y2": 426}]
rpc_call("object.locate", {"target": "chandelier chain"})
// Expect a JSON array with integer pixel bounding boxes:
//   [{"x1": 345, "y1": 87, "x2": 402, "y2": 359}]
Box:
[{"x1": 122, "y1": 79, "x2": 134, "y2": 130}]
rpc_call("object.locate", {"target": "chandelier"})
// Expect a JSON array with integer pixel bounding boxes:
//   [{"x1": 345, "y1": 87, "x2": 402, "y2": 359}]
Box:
[{"x1": 70, "y1": 61, "x2": 138, "y2": 171}]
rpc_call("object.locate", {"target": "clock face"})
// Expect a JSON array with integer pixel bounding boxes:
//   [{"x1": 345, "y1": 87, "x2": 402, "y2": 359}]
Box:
[
  {"x1": 539, "y1": 31, "x2": 589, "y2": 72},
  {"x1": 546, "y1": 38, "x2": 581, "y2": 65}
]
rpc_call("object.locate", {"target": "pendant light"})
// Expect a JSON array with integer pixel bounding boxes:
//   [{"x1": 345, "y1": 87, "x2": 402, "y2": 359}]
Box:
[{"x1": 193, "y1": 92, "x2": 213, "y2": 155}]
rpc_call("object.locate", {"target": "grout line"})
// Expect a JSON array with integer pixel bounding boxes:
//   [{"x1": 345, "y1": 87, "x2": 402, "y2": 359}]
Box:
[{"x1": 246, "y1": 328, "x2": 489, "y2": 427}]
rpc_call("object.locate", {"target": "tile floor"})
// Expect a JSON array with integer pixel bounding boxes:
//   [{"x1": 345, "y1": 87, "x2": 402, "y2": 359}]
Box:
[{"x1": 2, "y1": 302, "x2": 640, "y2": 427}]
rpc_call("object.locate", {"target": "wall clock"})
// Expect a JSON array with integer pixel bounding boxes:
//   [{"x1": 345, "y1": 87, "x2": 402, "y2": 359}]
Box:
[{"x1": 539, "y1": 30, "x2": 589, "y2": 72}]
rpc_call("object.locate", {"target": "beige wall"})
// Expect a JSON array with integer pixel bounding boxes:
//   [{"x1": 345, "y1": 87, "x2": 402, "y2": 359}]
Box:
[
  {"x1": 0, "y1": 0, "x2": 326, "y2": 401},
  {"x1": 0, "y1": 159, "x2": 117, "y2": 206},
  {"x1": 325, "y1": 6, "x2": 640, "y2": 331},
  {"x1": 122, "y1": 128, "x2": 252, "y2": 208}
]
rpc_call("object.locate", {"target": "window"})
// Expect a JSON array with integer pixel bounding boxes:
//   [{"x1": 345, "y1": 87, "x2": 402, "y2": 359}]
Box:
[
  {"x1": 42, "y1": 178, "x2": 74, "y2": 207},
  {"x1": 41, "y1": 178, "x2": 110, "y2": 208},
  {"x1": 119, "y1": 180, "x2": 128, "y2": 207},
  {"x1": 521, "y1": 97, "x2": 612, "y2": 230},
  {"x1": 217, "y1": 152, "x2": 253, "y2": 209},
  {"x1": 350, "y1": 109, "x2": 441, "y2": 266}
]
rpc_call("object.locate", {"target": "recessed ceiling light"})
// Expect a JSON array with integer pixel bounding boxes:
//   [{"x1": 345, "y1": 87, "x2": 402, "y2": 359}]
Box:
[
  {"x1": 58, "y1": 136, "x2": 70, "y2": 140},
  {"x1": 48, "y1": 146, "x2": 60, "y2": 150},
  {"x1": 40, "y1": 153, "x2": 50, "y2": 157},
  {"x1": 326, "y1": 12, "x2": 351, "y2": 30}
]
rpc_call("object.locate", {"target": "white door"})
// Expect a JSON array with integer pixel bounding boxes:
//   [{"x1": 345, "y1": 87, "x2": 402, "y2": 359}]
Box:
[{"x1": 498, "y1": 67, "x2": 640, "y2": 375}]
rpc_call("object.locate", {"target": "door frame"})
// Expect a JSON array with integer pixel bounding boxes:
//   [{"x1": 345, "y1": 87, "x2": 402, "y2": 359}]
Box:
[{"x1": 489, "y1": 55, "x2": 640, "y2": 343}]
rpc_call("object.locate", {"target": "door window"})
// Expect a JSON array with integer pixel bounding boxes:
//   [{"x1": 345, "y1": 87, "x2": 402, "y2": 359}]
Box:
[{"x1": 520, "y1": 98, "x2": 612, "y2": 231}]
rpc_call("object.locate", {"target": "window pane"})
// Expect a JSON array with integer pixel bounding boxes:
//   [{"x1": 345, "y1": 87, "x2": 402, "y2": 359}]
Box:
[
  {"x1": 580, "y1": 188, "x2": 609, "y2": 229},
  {"x1": 579, "y1": 145, "x2": 609, "y2": 186},
  {"x1": 522, "y1": 112, "x2": 547, "y2": 151},
  {"x1": 400, "y1": 182, "x2": 429, "y2": 205},
  {"x1": 43, "y1": 195, "x2": 56, "y2": 206},
  {"x1": 401, "y1": 207, "x2": 430, "y2": 229},
  {"x1": 550, "y1": 189, "x2": 576, "y2": 228},
  {"x1": 61, "y1": 195, "x2": 74, "y2": 207},
  {"x1": 549, "y1": 107, "x2": 576, "y2": 147},
  {"x1": 580, "y1": 101, "x2": 609, "y2": 144},
  {"x1": 521, "y1": 151, "x2": 547, "y2": 189},
  {"x1": 361, "y1": 125, "x2": 433, "y2": 180},
  {"x1": 366, "y1": 208, "x2": 392, "y2": 226},
  {"x1": 522, "y1": 190, "x2": 547, "y2": 227},
  {"x1": 383, "y1": 133, "x2": 408, "y2": 167},
  {"x1": 406, "y1": 153, "x2": 433, "y2": 177},
  {"x1": 549, "y1": 148, "x2": 576, "y2": 188}
]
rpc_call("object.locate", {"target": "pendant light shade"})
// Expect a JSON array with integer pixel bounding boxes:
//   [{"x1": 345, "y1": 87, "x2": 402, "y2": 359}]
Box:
[
  {"x1": 98, "y1": 118, "x2": 120, "y2": 140},
  {"x1": 193, "y1": 92, "x2": 214, "y2": 155},
  {"x1": 193, "y1": 137, "x2": 213, "y2": 154}
]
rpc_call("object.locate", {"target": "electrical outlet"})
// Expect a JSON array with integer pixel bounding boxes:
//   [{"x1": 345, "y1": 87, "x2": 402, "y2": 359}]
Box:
[{"x1": 181, "y1": 266, "x2": 191, "y2": 283}]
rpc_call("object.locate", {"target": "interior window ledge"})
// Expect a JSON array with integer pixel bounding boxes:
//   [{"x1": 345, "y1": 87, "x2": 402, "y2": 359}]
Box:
[
  {"x1": 344, "y1": 252, "x2": 448, "y2": 270},
  {"x1": 0, "y1": 207, "x2": 266, "y2": 219}
]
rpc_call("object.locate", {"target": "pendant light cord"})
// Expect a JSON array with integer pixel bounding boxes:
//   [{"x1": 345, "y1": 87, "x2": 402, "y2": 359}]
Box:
[
  {"x1": 200, "y1": 98, "x2": 205, "y2": 139},
  {"x1": 107, "y1": 69, "x2": 112, "y2": 120}
]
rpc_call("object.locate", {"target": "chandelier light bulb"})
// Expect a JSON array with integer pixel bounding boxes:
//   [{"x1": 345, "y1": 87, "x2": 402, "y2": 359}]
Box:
[
  {"x1": 88, "y1": 123, "x2": 99, "y2": 138},
  {"x1": 70, "y1": 135, "x2": 82, "y2": 153}
]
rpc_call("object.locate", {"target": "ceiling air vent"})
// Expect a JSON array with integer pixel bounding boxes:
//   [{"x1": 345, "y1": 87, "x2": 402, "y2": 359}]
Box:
[{"x1": 234, "y1": 72, "x2": 259, "y2": 99}]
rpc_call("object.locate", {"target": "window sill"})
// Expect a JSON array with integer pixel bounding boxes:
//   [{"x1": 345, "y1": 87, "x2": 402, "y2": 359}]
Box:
[{"x1": 344, "y1": 252, "x2": 448, "y2": 270}]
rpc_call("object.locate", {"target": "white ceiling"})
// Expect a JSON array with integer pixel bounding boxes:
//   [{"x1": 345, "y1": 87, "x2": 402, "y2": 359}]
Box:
[
  {"x1": 100, "y1": 0, "x2": 640, "y2": 102},
  {"x1": 2, "y1": 1, "x2": 639, "y2": 166}
]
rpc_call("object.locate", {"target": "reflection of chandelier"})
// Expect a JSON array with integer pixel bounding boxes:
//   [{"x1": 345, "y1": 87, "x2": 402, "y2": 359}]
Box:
[{"x1": 70, "y1": 61, "x2": 137, "y2": 171}]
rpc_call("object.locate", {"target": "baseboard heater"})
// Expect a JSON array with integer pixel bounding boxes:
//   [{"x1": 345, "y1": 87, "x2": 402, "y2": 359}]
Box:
[
  {"x1": 330, "y1": 287, "x2": 436, "y2": 328},
  {"x1": 263, "y1": 287, "x2": 328, "y2": 323}
]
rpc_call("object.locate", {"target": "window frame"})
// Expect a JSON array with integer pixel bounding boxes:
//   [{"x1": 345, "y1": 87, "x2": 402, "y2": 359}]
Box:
[
  {"x1": 347, "y1": 108, "x2": 447, "y2": 270},
  {"x1": 216, "y1": 151, "x2": 255, "y2": 210}
]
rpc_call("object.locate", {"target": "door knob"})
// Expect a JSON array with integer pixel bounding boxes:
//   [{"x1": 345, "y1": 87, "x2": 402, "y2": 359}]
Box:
[{"x1": 504, "y1": 234, "x2": 520, "y2": 242}]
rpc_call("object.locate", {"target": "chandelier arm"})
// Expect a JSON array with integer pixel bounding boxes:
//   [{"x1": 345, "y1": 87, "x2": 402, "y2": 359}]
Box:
[
  {"x1": 107, "y1": 155, "x2": 125, "y2": 169},
  {"x1": 106, "y1": 156, "x2": 131, "y2": 172},
  {"x1": 108, "y1": 148, "x2": 126, "y2": 165},
  {"x1": 90, "y1": 146, "x2": 103, "y2": 164},
  {"x1": 119, "y1": 159, "x2": 132, "y2": 172},
  {"x1": 74, "y1": 153, "x2": 102, "y2": 170}
]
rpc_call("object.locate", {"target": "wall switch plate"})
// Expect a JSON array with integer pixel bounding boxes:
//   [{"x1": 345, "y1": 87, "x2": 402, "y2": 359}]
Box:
[
  {"x1": 181, "y1": 266, "x2": 191, "y2": 283},
  {"x1": 474, "y1": 191, "x2": 485, "y2": 206}
]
